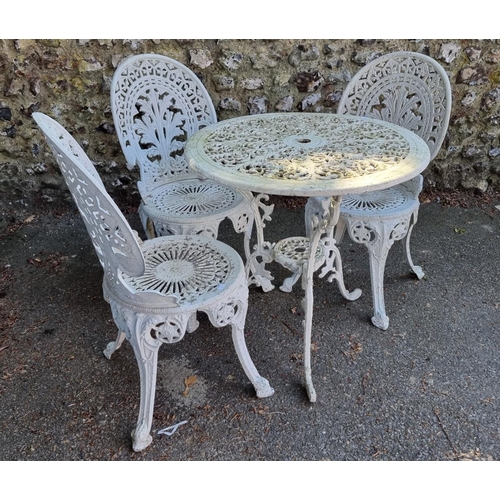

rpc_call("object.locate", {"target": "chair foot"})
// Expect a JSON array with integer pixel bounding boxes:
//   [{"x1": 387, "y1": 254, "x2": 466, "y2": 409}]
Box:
[
  {"x1": 131, "y1": 428, "x2": 153, "y2": 452},
  {"x1": 103, "y1": 342, "x2": 116, "y2": 360},
  {"x1": 412, "y1": 265, "x2": 425, "y2": 280},
  {"x1": 103, "y1": 331, "x2": 126, "y2": 359},
  {"x1": 254, "y1": 376, "x2": 275, "y2": 398},
  {"x1": 371, "y1": 313, "x2": 389, "y2": 331}
]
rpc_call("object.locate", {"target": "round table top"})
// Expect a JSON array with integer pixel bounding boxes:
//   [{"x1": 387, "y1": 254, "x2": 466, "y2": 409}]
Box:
[{"x1": 185, "y1": 112, "x2": 431, "y2": 197}]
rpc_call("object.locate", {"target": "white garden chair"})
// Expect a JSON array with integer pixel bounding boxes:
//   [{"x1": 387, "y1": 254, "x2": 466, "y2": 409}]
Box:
[
  {"x1": 276, "y1": 52, "x2": 452, "y2": 330},
  {"x1": 328, "y1": 51, "x2": 452, "y2": 329},
  {"x1": 110, "y1": 53, "x2": 254, "y2": 255},
  {"x1": 33, "y1": 112, "x2": 274, "y2": 452}
]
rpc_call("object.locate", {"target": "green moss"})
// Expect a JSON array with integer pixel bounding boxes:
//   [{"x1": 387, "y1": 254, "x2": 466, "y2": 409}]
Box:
[{"x1": 490, "y1": 70, "x2": 500, "y2": 85}]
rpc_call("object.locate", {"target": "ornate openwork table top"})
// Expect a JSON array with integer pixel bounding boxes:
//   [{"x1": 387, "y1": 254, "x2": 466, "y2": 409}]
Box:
[{"x1": 185, "y1": 112, "x2": 430, "y2": 197}]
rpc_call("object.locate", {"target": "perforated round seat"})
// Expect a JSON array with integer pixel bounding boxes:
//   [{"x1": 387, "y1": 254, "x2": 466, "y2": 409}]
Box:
[
  {"x1": 149, "y1": 179, "x2": 240, "y2": 216},
  {"x1": 140, "y1": 178, "x2": 249, "y2": 238},
  {"x1": 109, "y1": 235, "x2": 247, "y2": 312},
  {"x1": 340, "y1": 183, "x2": 419, "y2": 219}
]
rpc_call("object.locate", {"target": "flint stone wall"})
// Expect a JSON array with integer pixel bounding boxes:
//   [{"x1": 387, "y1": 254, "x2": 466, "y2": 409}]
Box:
[{"x1": 1, "y1": 39, "x2": 500, "y2": 213}]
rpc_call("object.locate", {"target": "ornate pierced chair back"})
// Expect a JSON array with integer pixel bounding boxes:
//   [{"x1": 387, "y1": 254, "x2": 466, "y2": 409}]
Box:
[
  {"x1": 111, "y1": 54, "x2": 217, "y2": 193},
  {"x1": 338, "y1": 51, "x2": 452, "y2": 160},
  {"x1": 33, "y1": 112, "x2": 145, "y2": 285}
]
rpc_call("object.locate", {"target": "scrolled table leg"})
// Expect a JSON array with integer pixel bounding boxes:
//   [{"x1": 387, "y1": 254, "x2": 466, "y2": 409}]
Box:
[
  {"x1": 301, "y1": 213, "x2": 325, "y2": 403},
  {"x1": 315, "y1": 196, "x2": 362, "y2": 301}
]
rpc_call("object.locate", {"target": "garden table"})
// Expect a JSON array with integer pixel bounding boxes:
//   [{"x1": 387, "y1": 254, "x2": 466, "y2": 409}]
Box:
[{"x1": 185, "y1": 112, "x2": 430, "y2": 402}]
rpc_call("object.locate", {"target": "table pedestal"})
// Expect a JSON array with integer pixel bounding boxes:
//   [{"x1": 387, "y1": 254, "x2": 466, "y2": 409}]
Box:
[{"x1": 245, "y1": 193, "x2": 361, "y2": 402}]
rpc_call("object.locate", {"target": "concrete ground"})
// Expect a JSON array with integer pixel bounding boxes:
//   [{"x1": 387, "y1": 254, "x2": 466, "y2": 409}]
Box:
[{"x1": 1, "y1": 193, "x2": 500, "y2": 461}]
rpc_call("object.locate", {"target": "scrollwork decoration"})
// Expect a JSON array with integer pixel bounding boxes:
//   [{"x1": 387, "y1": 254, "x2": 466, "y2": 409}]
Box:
[
  {"x1": 112, "y1": 57, "x2": 215, "y2": 188},
  {"x1": 201, "y1": 114, "x2": 411, "y2": 183},
  {"x1": 338, "y1": 52, "x2": 451, "y2": 160}
]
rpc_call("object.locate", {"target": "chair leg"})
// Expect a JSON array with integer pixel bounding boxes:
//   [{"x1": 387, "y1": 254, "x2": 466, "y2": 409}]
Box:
[
  {"x1": 403, "y1": 211, "x2": 424, "y2": 280},
  {"x1": 115, "y1": 308, "x2": 161, "y2": 451},
  {"x1": 103, "y1": 330, "x2": 126, "y2": 359},
  {"x1": 366, "y1": 236, "x2": 393, "y2": 331},
  {"x1": 205, "y1": 286, "x2": 274, "y2": 399},
  {"x1": 103, "y1": 321, "x2": 161, "y2": 450},
  {"x1": 129, "y1": 334, "x2": 159, "y2": 452},
  {"x1": 187, "y1": 312, "x2": 199, "y2": 333},
  {"x1": 138, "y1": 204, "x2": 156, "y2": 239},
  {"x1": 108, "y1": 302, "x2": 190, "y2": 452},
  {"x1": 347, "y1": 220, "x2": 396, "y2": 331},
  {"x1": 230, "y1": 312, "x2": 274, "y2": 398},
  {"x1": 333, "y1": 216, "x2": 347, "y2": 244},
  {"x1": 125, "y1": 311, "x2": 188, "y2": 452}
]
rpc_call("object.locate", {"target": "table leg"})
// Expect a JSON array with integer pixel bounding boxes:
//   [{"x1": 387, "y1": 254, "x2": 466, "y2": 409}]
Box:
[
  {"x1": 300, "y1": 197, "x2": 332, "y2": 403},
  {"x1": 301, "y1": 196, "x2": 361, "y2": 403},
  {"x1": 301, "y1": 213, "x2": 323, "y2": 403},
  {"x1": 243, "y1": 192, "x2": 275, "y2": 292}
]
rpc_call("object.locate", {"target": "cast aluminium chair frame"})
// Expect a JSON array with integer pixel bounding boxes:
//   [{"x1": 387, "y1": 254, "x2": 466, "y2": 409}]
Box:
[
  {"x1": 330, "y1": 51, "x2": 452, "y2": 330},
  {"x1": 110, "y1": 53, "x2": 254, "y2": 253},
  {"x1": 33, "y1": 112, "x2": 274, "y2": 452},
  {"x1": 278, "y1": 52, "x2": 452, "y2": 330}
]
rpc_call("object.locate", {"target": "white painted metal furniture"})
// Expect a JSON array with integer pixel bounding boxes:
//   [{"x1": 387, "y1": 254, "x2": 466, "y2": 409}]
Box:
[
  {"x1": 33, "y1": 112, "x2": 274, "y2": 452},
  {"x1": 330, "y1": 51, "x2": 452, "y2": 330},
  {"x1": 185, "y1": 112, "x2": 430, "y2": 402},
  {"x1": 110, "y1": 54, "x2": 254, "y2": 259}
]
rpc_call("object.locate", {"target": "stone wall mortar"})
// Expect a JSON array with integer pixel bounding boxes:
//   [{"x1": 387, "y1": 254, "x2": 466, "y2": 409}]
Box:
[{"x1": 1, "y1": 39, "x2": 499, "y2": 212}]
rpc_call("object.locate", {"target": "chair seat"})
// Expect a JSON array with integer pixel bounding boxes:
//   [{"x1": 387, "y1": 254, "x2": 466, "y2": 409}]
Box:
[
  {"x1": 340, "y1": 184, "x2": 419, "y2": 219},
  {"x1": 107, "y1": 235, "x2": 246, "y2": 312},
  {"x1": 141, "y1": 177, "x2": 248, "y2": 223}
]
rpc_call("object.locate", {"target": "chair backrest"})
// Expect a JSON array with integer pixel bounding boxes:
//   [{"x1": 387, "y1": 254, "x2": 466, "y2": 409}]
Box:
[
  {"x1": 110, "y1": 54, "x2": 217, "y2": 193},
  {"x1": 337, "y1": 51, "x2": 452, "y2": 161},
  {"x1": 32, "y1": 112, "x2": 145, "y2": 284}
]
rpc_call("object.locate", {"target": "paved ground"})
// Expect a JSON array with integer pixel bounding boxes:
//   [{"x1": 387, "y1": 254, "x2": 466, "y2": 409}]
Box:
[{"x1": 1, "y1": 194, "x2": 500, "y2": 461}]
